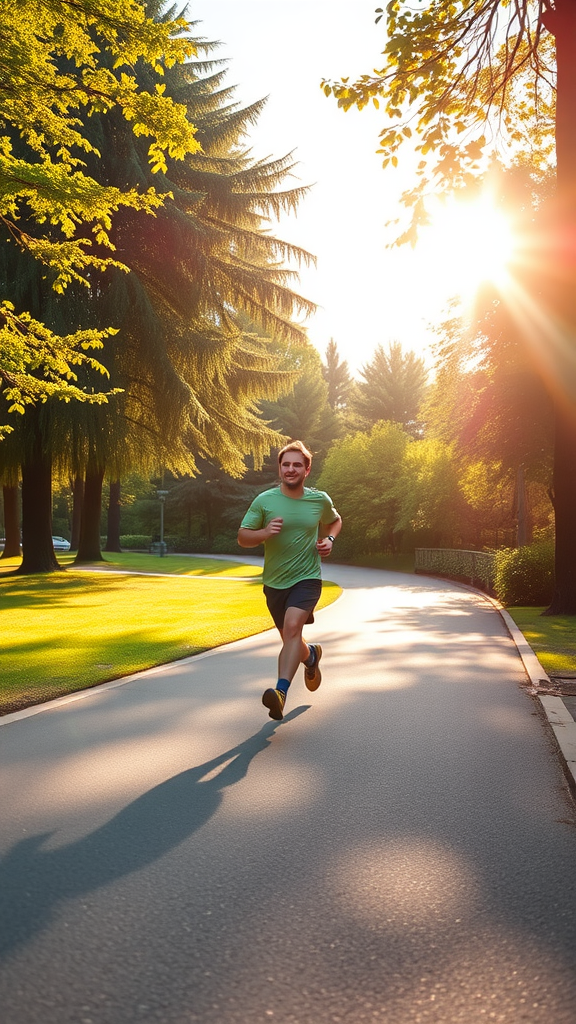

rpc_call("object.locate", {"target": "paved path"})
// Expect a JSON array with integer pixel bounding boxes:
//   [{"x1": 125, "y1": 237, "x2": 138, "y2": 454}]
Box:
[{"x1": 1, "y1": 565, "x2": 576, "y2": 1024}]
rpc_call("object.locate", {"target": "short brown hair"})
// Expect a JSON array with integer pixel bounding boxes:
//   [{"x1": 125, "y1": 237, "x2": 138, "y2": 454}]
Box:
[{"x1": 277, "y1": 440, "x2": 312, "y2": 470}]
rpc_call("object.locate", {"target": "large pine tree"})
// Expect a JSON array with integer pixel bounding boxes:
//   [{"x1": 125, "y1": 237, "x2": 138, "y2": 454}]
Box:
[
  {"x1": 1, "y1": 6, "x2": 316, "y2": 570},
  {"x1": 322, "y1": 339, "x2": 353, "y2": 412},
  {"x1": 352, "y1": 342, "x2": 428, "y2": 436}
]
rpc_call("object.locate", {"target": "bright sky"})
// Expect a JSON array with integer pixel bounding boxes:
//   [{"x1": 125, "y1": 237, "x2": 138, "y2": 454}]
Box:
[{"x1": 186, "y1": 0, "x2": 485, "y2": 374}]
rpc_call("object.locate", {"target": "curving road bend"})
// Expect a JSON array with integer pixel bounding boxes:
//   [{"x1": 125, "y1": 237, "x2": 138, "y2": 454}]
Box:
[{"x1": 1, "y1": 564, "x2": 576, "y2": 1024}]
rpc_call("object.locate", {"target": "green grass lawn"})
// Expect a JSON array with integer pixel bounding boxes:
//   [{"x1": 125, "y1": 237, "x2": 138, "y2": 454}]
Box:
[
  {"x1": 0, "y1": 554, "x2": 341, "y2": 715},
  {"x1": 507, "y1": 607, "x2": 576, "y2": 675},
  {"x1": 36, "y1": 551, "x2": 264, "y2": 576}
]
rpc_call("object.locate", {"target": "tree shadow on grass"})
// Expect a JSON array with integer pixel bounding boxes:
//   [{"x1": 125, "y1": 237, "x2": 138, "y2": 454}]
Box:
[
  {"x1": 0, "y1": 571, "x2": 137, "y2": 609},
  {"x1": 0, "y1": 571, "x2": 265, "y2": 615},
  {"x1": 0, "y1": 706, "x2": 310, "y2": 959}
]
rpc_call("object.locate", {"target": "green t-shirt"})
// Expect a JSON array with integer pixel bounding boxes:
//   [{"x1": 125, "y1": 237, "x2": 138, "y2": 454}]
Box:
[{"x1": 241, "y1": 485, "x2": 339, "y2": 588}]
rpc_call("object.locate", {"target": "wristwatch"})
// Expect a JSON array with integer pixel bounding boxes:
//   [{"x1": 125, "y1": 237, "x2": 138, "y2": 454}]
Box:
[{"x1": 327, "y1": 535, "x2": 335, "y2": 543}]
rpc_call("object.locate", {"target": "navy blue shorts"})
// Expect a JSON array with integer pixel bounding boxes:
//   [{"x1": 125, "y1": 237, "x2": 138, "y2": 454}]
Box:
[{"x1": 263, "y1": 578, "x2": 323, "y2": 631}]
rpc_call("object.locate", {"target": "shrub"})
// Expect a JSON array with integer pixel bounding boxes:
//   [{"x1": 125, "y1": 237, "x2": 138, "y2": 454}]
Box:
[
  {"x1": 494, "y1": 541, "x2": 555, "y2": 606},
  {"x1": 210, "y1": 532, "x2": 241, "y2": 554},
  {"x1": 52, "y1": 518, "x2": 70, "y2": 539},
  {"x1": 172, "y1": 535, "x2": 211, "y2": 553},
  {"x1": 119, "y1": 535, "x2": 152, "y2": 550},
  {"x1": 325, "y1": 531, "x2": 358, "y2": 560}
]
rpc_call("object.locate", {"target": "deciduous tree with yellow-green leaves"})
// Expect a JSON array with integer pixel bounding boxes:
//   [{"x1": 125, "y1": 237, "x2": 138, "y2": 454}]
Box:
[{"x1": 0, "y1": 0, "x2": 198, "y2": 427}]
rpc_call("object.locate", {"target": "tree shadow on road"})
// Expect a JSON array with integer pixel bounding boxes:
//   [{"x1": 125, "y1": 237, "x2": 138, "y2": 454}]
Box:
[{"x1": 0, "y1": 705, "x2": 310, "y2": 959}]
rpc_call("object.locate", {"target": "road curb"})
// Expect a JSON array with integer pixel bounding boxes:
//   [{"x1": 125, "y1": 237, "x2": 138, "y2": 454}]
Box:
[
  {"x1": 494, "y1": 602, "x2": 576, "y2": 798},
  {"x1": 430, "y1": 576, "x2": 576, "y2": 800}
]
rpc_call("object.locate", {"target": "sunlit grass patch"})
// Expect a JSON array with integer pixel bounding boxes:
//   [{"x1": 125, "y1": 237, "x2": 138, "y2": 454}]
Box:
[
  {"x1": 1, "y1": 551, "x2": 262, "y2": 577},
  {"x1": 508, "y1": 607, "x2": 576, "y2": 675},
  {"x1": 0, "y1": 555, "x2": 21, "y2": 571},
  {"x1": 86, "y1": 552, "x2": 264, "y2": 577},
  {"x1": 0, "y1": 565, "x2": 341, "y2": 715}
]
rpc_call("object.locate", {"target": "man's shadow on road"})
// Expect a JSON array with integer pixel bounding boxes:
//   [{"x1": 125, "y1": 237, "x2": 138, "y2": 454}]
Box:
[{"x1": 0, "y1": 706, "x2": 310, "y2": 959}]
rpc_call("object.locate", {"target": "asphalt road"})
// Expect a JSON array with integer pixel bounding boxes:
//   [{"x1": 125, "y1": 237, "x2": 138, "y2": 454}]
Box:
[{"x1": 1, "y1": 564, "x2": 576, "y2": 1024}]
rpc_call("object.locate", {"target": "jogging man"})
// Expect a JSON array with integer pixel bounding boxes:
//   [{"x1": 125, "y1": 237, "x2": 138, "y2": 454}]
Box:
[{"x1": 238, "y1": 440, "x2": 342, "y2": 720}]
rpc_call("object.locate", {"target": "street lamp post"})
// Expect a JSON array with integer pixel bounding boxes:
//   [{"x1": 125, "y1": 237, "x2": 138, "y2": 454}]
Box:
[{"x1": 157, "y1": 489, "x2": 169, "y2": 556}]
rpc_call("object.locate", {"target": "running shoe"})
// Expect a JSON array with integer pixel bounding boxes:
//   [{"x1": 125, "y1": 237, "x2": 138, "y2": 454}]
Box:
[
  {"x1": 304, "y1": 643, "x2": 322, "y2": 691},
  {"x1": 262, "y1": 687, "x2": 286, "y2": 720}
]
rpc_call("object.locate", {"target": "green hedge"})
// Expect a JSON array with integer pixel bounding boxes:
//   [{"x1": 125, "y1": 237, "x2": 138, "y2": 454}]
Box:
[
  {"x1": 211, "y1": 532, "x2": 241, "y2": 554},
  {"x1": 494, "y1": 541, "x2": 555, "y2": 606},
  {"x1": 118, "y1": 534, "x2": 242, "y2": 554},
  {"x1": 119, "y1": 535, "x2": 152, "y2": 550}
]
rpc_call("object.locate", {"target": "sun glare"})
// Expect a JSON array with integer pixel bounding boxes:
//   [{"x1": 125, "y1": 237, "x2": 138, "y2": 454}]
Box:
[{"x1": 416, "y1": 195, "x2": 516, "y2": 304}]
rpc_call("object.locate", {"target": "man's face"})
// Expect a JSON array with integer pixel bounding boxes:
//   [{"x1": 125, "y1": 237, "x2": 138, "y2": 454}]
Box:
[{"x1": 279, "y1": 453, "x2": 310, "y2": 489}]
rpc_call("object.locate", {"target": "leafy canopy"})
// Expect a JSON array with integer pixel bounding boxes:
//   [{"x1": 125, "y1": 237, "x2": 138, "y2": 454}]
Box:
[
  {"x1": 0, "y1": 301, "x2": 122, "y2": 438},
  {"x1": 1, "y1": 0, "x2": 199, "y2": 286},
  {"x1": 322, "y1": 1, "x2": 555, "y2": 241},
  {"x1": 0, "y1": 0, "x2": 199, "y2": 425},
  {"x1": 317, "y1": 420, "x2": 409, "y2": 553}
]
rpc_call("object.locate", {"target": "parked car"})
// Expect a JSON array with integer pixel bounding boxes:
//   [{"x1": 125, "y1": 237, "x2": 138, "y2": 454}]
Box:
[{"x1": 52, "y1": 536, "x2": 71, "y2": 551}]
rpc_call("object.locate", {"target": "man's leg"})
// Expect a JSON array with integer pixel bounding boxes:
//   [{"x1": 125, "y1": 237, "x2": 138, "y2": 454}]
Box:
[
  {"x1": 278, "y1": 606, "x2": 311, "y2": 681},
  {"x1": 279, "y1": 616, "x2": 322, "y2": 692},
  {"x1": 262, "y1": 580, "x2": 322, "y2": 719},
  {"x1": 262, "y1": 606, "x2": 310, "y2": 721}
]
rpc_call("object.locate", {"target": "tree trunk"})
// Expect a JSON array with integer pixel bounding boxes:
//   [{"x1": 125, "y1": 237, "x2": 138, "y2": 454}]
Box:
[
  {"x1": 515, "y1": 465, "x2": 528, "y2": 547},
  {"x1": 75, "y1": 466, "x2": 105, "y2": 563},
  {"x1": 1, "y1": 484, "x2": 21, "y2": 559},
  {"x1": 16, "y1": 415, "x2": 60, "y2": 575},
  {"x1": 544, "y1": 403, "x2": 576, "y2": 613},
  {"x1": 543, "y1": 1, "x2": 576, "y2": 613},
  {"x1": 104, "y1": 479, "x2": 122, "y2": 552},
  {"x1": 70, "y1": 475, "x2": 84, "y2": 551}
]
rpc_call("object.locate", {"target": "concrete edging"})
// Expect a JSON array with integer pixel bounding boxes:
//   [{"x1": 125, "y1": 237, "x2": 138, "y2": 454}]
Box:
[
  {"x1": 495, "y1": 603, "x2": 576, "y2": 797},
  {"x1": 434, "y1": 575, "x2": 576, "y2": 798}
]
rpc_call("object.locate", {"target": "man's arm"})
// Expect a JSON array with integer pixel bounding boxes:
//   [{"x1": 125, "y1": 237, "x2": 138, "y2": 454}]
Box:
[
  {"x1": 316, "y1": 515, "x2": 342, "y2": 557},
  {"x1": 318, "y1": 515, "x2": 342, "y2": 541},
  {"x1": 237, "y1": 517, "x2": 284, "y2": 548}
]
